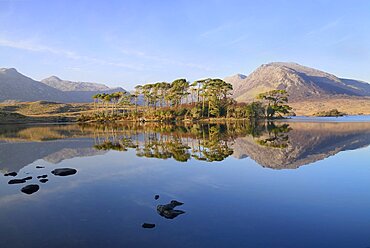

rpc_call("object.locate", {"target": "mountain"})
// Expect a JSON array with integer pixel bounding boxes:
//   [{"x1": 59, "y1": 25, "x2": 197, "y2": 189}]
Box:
[
  {"x1": 0, "y1": 68, "x2": 66, "y2": 102},
  {"x1": 223, "y1": 74, "x2": 247, "y2": 95},
  {"x1": 41, "y1": 76, "x2": 110, "y2": 91},
  {"x1": 226, "y1": 62, "x2": 370, "y2": 102},
  {"x1": 232, "y1": 122, "x2": 370, "y2": 169},
  {"x1": 0, "y1": 68, "x2": 126, "y2": 103}
]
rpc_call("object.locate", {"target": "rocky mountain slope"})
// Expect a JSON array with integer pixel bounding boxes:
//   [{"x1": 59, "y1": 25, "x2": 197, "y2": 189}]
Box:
[
  {"x1": 226, "y1": 62, "x2": 370, "y2": 102},
  {"x1": 0, "y1": 68, "x2": 125, "y2": 103},
  {"x1": 0, "y1": 68, "x2": 66, "y2": 102},
  {"x1": 41, "y1": 76, "x2": 110, "y2": 92},
  {"x1": 223, "y1": 74, "x2": 247, "y2": 95}
]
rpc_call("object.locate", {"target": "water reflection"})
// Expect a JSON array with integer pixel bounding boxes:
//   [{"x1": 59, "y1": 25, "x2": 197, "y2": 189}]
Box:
[
  {"x1": 0, "y1": 120, "x2": 370, "y2": 247},
  {"x1": 0, "y1": 121, "x2": 369, "y2": 173}
]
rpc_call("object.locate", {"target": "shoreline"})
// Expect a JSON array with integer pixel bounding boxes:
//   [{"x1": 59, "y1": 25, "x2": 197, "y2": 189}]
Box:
[{"x1": 2, "y1": 115, "x2": 370, "y2": 125}]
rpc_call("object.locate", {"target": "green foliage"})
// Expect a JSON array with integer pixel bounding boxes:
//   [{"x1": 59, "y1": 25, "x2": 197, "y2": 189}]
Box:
[
  {"x1": 313, "y1": 109, "x2": 347, "y2": 117},
  {"x1": 87, "y1": 80, "x2": 293, "y2": 123},
  {"x1": 190, "y1": 106, "x2": 202, "y2": 119},
  {"x1": 257, "y1": 89, "x2": 292, "y2": 118}
]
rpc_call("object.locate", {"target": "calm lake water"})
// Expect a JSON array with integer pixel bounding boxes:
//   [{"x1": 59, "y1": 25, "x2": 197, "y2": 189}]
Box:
[{"x1": 0, "y1": 118, "x2": 370, "y2": 248}]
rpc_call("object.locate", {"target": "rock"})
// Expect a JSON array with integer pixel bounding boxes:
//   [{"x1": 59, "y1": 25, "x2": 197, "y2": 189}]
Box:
[
  {"x1": 157, "y1": 208, "x2": 185, "y2": 219},
  {"x1": 21, "y1": 184, "x2": 39, "y2": 195},
  {"x1": 39, "y1": 179, "x2": 48, "y2": 183},
  {"x1": 37, "y1": 175, "x2": 48, "y2": 179},
  {"x1": 8, "y1": 179, "x2": 26, "y2": 184},
  {"x1": 142, "y1": 223, "x2": 155, "y2": 229},
  {"x1": 170, "y1": 200, "x2": 183, "y2": 206},
  {"x1": 36, "y1": 166, "x2": 45, "y2": 169},
  {"x1": 154, "y1": 195, "x2": 159, "y2": 200},
  {"x1": 157, "y1": 200, "x2": 185, "y2": 219},
  {"x1": 4, "y1": 172, "x2": 17, "y2": 177},
  {"x1": 51, "y1": 168, "x2": 77, "y2": 176},
  {"x1": 22, "y1": 176, "x2": 32, "y2": 181}
]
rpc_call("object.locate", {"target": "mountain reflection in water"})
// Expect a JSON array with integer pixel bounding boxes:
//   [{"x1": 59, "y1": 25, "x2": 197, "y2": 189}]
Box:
[
  {"x1": 0, "y1": 121, "x2": 369, "y2": 173},
  {"x1": 0, "y1": 120, "x2": 370, "y2": 248}
]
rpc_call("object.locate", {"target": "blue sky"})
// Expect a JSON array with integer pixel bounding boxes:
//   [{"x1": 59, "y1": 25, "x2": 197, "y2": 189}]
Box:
[{"x1": 0, "y1": 0, "x2": 369, "y2": 89}]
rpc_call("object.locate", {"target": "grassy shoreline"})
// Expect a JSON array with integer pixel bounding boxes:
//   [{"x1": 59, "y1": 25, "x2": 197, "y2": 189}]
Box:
[{"x1": 1, "y1": 98, "x2": 369, "y2": 124}]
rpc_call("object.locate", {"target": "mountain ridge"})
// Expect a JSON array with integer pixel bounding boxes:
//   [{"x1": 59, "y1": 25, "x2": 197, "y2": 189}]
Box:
[
  {"x1": 2, "y1": 63, "x2": 370, "y2": 104},
  {"x1": 225, "y1": 62, "x2": 370, "y2": 102},
  {"x1": 0, "y1": 68, "x2": 126, "y2": 103},
  {"x1": 41, "y1": 76, "x2": 111, "y2": 92},
  {"x1": 0, "y1": 68, "x2": 67, "y2": 102}
]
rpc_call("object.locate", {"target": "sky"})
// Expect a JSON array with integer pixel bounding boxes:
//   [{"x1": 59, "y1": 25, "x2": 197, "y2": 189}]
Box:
[{"x1": 0, "y1": 0, "x2": 369, "y2": 90}]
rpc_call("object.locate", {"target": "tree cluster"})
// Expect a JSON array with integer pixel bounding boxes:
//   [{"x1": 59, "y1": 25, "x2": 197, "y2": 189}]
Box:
[{"x1": 86, "y1": 82, "x2": 292, "y2": 122}]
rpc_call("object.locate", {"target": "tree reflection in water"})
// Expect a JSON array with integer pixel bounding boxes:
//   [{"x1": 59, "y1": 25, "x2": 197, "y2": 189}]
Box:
[
  {"x1": 92, "y1": 121, "x2": 291, "y2": 162},
  {"x1": 256, "y1": 122, "x2": 292, "y2": 148}
]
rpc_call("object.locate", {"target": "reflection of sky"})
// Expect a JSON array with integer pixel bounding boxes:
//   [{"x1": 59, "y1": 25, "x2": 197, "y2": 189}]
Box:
[{"x1": 0, "y1": 146, "x2": 370, "y2": 247}]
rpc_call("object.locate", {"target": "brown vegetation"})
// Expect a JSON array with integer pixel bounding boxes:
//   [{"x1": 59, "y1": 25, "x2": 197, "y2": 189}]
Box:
[{"x1": 289, "y1": 97, "x2": 370, "y2": 116}]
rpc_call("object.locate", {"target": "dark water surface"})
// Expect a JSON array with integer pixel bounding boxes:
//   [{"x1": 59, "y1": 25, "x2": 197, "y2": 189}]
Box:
[{"x1": 0, "y1": 120, "x2": 369, "y2": 248}]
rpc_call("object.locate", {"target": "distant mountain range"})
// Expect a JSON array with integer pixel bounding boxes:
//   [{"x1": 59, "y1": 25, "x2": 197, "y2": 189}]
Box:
[
  {"x1": 225, "y1": 62, "x2": 370, "y2": 102},
  {"x1": 41, "y1": 76, "x2": 111, "y2": 92},
  {"x1": 0, "y1": 68, "x2": 125, "y2": 103},
  {"x1": 1, "y1": 62, "x2": 370, "y2": 103}
]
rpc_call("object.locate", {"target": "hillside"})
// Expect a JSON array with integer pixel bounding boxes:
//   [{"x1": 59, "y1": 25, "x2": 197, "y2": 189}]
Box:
[
  {"x1": 41, "y1": 76, "x2": 110, "y2": 91},
  {"x1": 223, "y1": 74, "x2": 247, "y2": 95},
  {"x1": 0, "y1": 68, "x2": 126, "y2": 103},
  {"x1": 0, "y1": 68, "x2": 66, "y2": 102},
  {"x1": 226, "y1": 62, "x2": 370, "y2": 102}
]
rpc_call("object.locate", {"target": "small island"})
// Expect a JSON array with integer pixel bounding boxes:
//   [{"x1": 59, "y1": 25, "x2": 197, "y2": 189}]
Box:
[
  {"x1": 79, "y1": 79, "x2": 293, "y2": 123},
  {"x1": 313, "y1": 109, "x2": 347, "y2": 117}
]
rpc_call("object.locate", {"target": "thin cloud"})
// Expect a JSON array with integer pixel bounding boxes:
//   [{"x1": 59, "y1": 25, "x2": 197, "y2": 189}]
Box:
[
  {"x1": 0, "y1": 38, "x2": 80, "y2": 59},
  {"x1": 0, "y1": 38, "x2": 143, "y2": 70},
  {"x1": 200, "y1": 23, "x2": 234, "y2": 38},
  {"x1": 306, "y1": 19, "x2": 342, "y2": 36},
  {"x1": 117, "y1": 47, "x2": 212, "y2": 71}
]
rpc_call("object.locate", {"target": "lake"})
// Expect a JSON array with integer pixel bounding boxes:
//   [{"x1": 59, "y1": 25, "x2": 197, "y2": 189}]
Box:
[{"x1": 0, "y1": 118, "x2": 370, "y2": 248}]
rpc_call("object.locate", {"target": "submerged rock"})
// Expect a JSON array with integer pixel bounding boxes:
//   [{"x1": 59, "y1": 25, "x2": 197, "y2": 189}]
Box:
[
  {"x1": 21, "y1": 184, "x2": 39, "y2": 195},
  {"x1": 51, "y1": 168, "x2": 77, "y2": 176},
  {"x1": 157, "y1": 200, "x2": 185, "y2": 219},
  {"x1": 39, "y1": 179, "x2": 48, "y2": 183},
  {"x1": 157, "y1": 208, "x2": 185, "y2": 219},
  {"x1": 37, "y1": 175, "x2": 48, "y2": 179},
  {"x1": 170, "y1": 200, "x2": 183, "y2": 206},
  {"x1": 142, "y1": 223, "x2": 155, "y2": 229},
  {"x1": 154, "y1": 195, "x2": 160, "y2": 200},
  {"x1": 4, "y1": 172, "x2": 17, "y2": 177},
  {"x1": 8, "y1": 179, "x2": 26, "y2": 184}
]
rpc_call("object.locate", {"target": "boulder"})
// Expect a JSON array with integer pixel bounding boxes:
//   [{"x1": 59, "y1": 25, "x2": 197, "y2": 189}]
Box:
[
  {"x1": 156, "y1": 200, "x2": 185, "y2": 219},
  {"x1": 8, "y1": 179, "x2": 26, "y2": 184},
  {"x1": 21, "y1": 184, "x2": 40, "y2": 195},
  {"x1": 142, "y1": 223, "x2": 155, "y2": 229},
  {"x1": 4, "y1": 172, "x2": 17, "y2": 177},
  {"x1": 51, "y1": 168, "x2": 77, "y2": 176}
]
